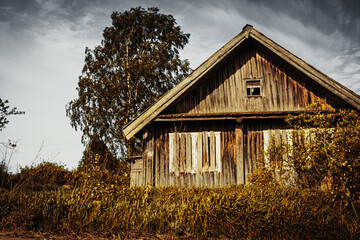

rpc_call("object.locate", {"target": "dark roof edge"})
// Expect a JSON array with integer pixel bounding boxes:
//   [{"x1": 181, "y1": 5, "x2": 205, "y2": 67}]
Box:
[{"x1": 123, "y1": 25, "x2": 360, "y2": 140}]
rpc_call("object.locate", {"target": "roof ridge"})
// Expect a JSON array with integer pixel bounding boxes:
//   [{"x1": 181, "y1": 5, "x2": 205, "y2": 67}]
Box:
[{"x1": 123, "y1": 25, "x2": 360, "y2": 140}]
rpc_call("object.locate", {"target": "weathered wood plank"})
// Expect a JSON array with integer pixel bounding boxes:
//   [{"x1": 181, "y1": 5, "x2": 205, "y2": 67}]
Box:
[
  {"x1": 180, "y1": 133, "x2": 186, "y2": 173},
  {"x1": 203, "y1": 131, "x2": 209, "y2": 171},
  {"x1": 174, "y1": 132, "x2": 179, "y2": 177},
  {"x1": 186, "y1": 133, "x2": 192, "y2": 173},
  {"x1": 147, "y1": 129, "x2": 154, "y2": 185},
  {"x1": 209, "y1": 131, "x2": 215, "y2": 171},
  {"x1": 235, "y1": 123, "x2": 244, "y2": 184}
]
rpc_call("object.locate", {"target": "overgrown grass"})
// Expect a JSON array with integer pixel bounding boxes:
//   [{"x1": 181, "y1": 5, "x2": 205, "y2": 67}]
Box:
[{"x1": 1, "y1": 185, "x2": 357, "y2": 239}]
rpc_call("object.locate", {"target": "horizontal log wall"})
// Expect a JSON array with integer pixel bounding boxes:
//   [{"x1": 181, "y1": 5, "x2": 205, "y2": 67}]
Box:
[{"x1": 166, "y1": 47, "x2": 319, "y2": 115}]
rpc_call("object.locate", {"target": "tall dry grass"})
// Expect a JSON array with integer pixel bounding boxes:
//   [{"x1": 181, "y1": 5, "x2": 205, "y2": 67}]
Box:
[{"x1": 0, "y1": 185, "x2": 356, "y2": 239}]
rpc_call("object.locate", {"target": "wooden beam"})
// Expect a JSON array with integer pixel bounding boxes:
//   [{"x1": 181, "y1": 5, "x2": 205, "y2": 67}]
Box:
[
  {"x1": 235, "y1": 123, "x2": 244, "y2": 185},
  {"x1": 154, "y1": 117, "x2": 236, "y2": 122},
  {"x1": 154, "y1": 110, "x2": 310, "y2": 122},
  {"x1": 157, "y1": 110, "x2": 309, "y2": 118}
]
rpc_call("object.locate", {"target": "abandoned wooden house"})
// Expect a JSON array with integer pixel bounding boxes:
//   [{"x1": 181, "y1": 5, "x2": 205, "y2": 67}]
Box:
[{"x1": 123, "y1": 25, "x2": 360, "y2": 187}]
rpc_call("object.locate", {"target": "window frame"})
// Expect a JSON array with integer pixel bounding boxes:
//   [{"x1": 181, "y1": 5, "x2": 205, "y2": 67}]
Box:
[{"x1": 245, "y1": 79, "x2": 262, "y2": 97}]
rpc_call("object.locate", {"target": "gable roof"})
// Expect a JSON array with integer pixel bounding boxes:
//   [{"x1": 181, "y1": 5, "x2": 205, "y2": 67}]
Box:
[{"x1": 124, "y1": 25, "x2": 360, "y2": 140}]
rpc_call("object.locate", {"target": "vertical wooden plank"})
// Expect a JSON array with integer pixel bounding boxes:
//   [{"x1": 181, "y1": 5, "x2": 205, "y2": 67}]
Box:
[
  {"x1": 145, "y1": 136, "x2": 149, "y2": 185},
  {"x1": 214, "y1": 171, "x2": 218, "y2": 187},
  {"x1": 191, "y1": 133, "x2": 198, "y2": 173},
  {"x1": 274, "y1": 128, "x2": 281, "y2": 180},
  {"x1": 155, "y1": 133, "x2": 160, "y2": 186},
  {"x1": 224, "y1": 130, "x2": 229, "y2": 185},
  {"x1": 174, "y1": 132, "x2": 180, "y2": 178},
  {"x1": 203, "y1": 131, "x2": 209, "y2": 171},
  {"x1": 209, "y1": 131, "x2": 216, "y2": 171},
  {"x1": 180, "y1": 133, "x2": 186, "y2": 173},
  {"x1": 218, "y1": 70, "x2": 225, "y2": 112},
  {"x1": 160, "y1": 131, "x2": 165, "y2": 186},
  {"x1": 236, "y1": 122, "x2": 244, "y2": 184},
  {"x1": 169, "y1": 133, "x2": 174, "y2": 174},
  {"x1": 147, "y1": 128, "x2": 154, "y2": 185},
  {"x1": 186, "y1": 133, "x2": 192, "y2": 173},
  {"x1": 233, "y1": 58, "x2": 240, "y2": 112},
  {"x1": 244, "y1": 126, "x2": 250, "y2": 184},
  {"x1": 165, "y1": 129, "x2": 170, "y2": 186},
  {"x1": 220, "y1": 130, "x2": 226, "y2": 187},
  {"x1": 180, "y1": 172, "x2": 185, "y2": 188},
  {"x1": 142, "y1": 130, "x2": 148, "y2": 186},
  {"x1": 231, "y1": 130, "x2": 236, "y2": 185},
  {"x1": 210, "y1": 172, "x2": 215, "y2": 187},
  {"x1": 196, "y1": 132, "x2": 202, "y2": 186},
  {"x1": 215, "y1": 131, "x2": 221, "y2": 172},
  {"x1": 250, "y1": 128, "x2": 255, "y2": 175},
  {"x1": 227, "y1": 129, "x2": 231, "y2": 185},
  {"x1": 205, "y1": 172, "x2": 210, "y2": 187},
  {"x1": 229, "y1": 67, "x2": 237, "y2": 112},
  {"x1": 223, "y1": 68, "x2": 230, "y2": 112}
]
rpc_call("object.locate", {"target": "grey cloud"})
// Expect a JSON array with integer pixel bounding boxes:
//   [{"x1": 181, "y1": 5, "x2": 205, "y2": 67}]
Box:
[{"x1": 238, "y1": 0, "x2": 359, "y2": 46}]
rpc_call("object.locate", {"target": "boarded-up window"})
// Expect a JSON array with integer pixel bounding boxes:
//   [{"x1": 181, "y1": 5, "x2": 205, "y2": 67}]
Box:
[
  {"x1": 169, "y1": 131, "x2": 221, "y2": 173},
  {"x1": 246, "y1": 80, "x2": 261, "y2": 96}
]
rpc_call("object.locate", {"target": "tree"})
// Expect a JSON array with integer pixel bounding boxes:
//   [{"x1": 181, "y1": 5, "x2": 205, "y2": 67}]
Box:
[
  {"x1": 0, "y1": 98, "x2": 24, "y2": 132},
  {"x1": 66, "y1": 7, "x2": 191, "y2": 158}
]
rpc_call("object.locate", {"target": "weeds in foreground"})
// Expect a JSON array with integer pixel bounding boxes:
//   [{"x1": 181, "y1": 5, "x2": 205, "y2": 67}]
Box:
[{"x1": 0, "y1": 185, "x2": 357, "y2": 239}]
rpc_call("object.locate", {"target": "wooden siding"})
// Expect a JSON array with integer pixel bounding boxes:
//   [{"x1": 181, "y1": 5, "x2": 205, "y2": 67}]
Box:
[
  {"x1": 165, "y1": 47, "x2": 319, "y2": 115},
  {"x1": 244, "y1": 119, "x2": 292, "y2": 183},
  {"x1": 128, "y1": 44, "x2": 360, "y2": 188},
  {"x1": 131, "y1": 119, "x2": 289, "y2": 187},
  {"x1": 129, "y1": 158, "x2": 143, "y2": 187},
  {"x1": 138, "y1": 122, "x2": 237, "y2": 187}
]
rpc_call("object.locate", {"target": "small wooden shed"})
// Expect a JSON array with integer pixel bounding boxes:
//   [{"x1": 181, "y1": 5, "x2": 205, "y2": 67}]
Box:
[{"x1": 124, "y1": 25, "x2": 360, "y2": 187}]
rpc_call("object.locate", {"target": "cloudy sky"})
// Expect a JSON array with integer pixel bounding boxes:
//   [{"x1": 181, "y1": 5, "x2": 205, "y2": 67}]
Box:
[{"x1": 1, "y1": 0, "x2": 359, "y2": 171}]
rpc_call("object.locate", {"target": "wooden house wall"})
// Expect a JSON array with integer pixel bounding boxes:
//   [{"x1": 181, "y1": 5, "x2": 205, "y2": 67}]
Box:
[
  {"x1": 138, "y1": 122, "x2": 238, "y2": 187},
  {"x1": 243, "y1": 119, "x2": 290, "y2": 184},
  {"x1": 130, "y1": 119, "x2": 290, "y2": 187},
  {"x1": 165, "y1": 46, "x2": 321, "y2": 115},
  {"x1": 129, "y1": 45, "x2": 353, "y2": 187}
]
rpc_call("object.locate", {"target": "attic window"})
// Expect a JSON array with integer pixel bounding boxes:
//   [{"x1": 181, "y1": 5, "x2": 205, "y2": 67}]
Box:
[{"x1": 246, "y1": 80, "x2": 261, "y2": 96}]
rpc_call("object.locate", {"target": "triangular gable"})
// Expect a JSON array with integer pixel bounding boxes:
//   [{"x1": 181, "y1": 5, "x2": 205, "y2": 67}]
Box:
[{"x1": 124, "y1": 25, "x2": 360, "y2": 140}]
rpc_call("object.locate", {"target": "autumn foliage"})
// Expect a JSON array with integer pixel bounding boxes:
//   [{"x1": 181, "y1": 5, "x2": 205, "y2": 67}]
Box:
[{"x1": 253, "y1": 100, "x2": 360, "y2": 220}]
